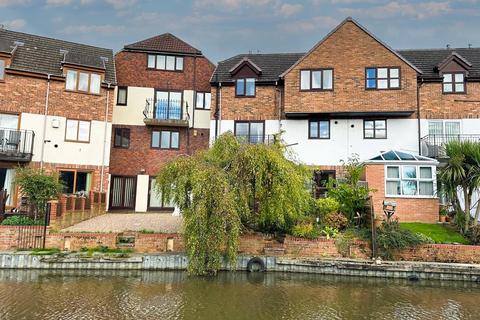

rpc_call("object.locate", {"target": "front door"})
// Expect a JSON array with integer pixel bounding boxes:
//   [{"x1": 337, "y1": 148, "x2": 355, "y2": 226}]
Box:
[{"x1": 109, "y1": 176, "x2": 136, "y2": 210}]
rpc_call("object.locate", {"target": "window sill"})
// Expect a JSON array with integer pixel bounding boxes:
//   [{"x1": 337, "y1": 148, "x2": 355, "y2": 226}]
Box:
[
  {"x1": 65, "y1": 139, "x2": 90, "y2": 144},
  {"x1": 64, "y1": 89, "x2": 101, "y2": 96},
  {"x1": 235, "y1": 95, "x2": 256, "y2": 98},
  {"x1": 385, "y1": 195, "x2": 438, "y2": 199},
  {"x1": 300, "y1": 89, "x2": 333, "y2": 92},
  {"x1": 365, "y1": 88, "x2": 401, "y2": 91},
  {"x1": 146, "y1": 68, "x2": 184, "y2": 73}
]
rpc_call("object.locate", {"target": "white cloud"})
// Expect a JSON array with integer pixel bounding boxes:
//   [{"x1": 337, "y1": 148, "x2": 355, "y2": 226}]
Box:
[
  {"x1": 104, "y1": 0, "x2": 137, "y2": 9},
  {"x1": 340, "y1": 1, "x2": 451, "y2": 20},
  {"x1": 276, "y1": 3, "x2": 303, "y2": 17},
  {"x1": 61, "y1": 24, "x2": 125, "y2": 34},
  {"x1": 0, "y1": 0, "x2": 30, "y2": 6},
  {"x1": 1, "y1": 19, "x2": 27, "y2": 29}
]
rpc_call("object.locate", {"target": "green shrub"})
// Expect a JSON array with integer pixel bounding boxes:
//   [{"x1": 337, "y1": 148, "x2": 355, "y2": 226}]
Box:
[
  {"x1": 321, "y1": 226, "x2": 338, "y2": 239},
  {"x1": 315, "y1": 198, "x2": 340, "y2": 216},
  {"x1": 292, "y1": 222, "x2": 321, "y2": 239},
  {"x1": 1, "y1": 216, "x2": 38, "y2": 226},
  {"x1": 376, "y1": 220, "x2": 429, "y2": 259},
  {"x1": 467, "y1": 225, "x2": 480, "y2": 245},
  {"x1": 322, "y1": 212, "x2": 349, "y2": 231}
]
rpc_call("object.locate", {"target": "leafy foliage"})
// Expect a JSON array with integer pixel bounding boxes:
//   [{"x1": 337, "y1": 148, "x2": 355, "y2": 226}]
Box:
[
  {"x1": 315, "y1": 198, "x2": 340, "y2": 216},
  {"x1": 320, "y1": 226, "x2": 338, "y2": 239},
  {"x1": 292, "y1": 222, "x2": 321, "y2": 239},
  {"x1": 439, "y1": 140, "x2": 480, "y2": 232},
  {"x1": 1, "y1": 215, "x2": 38, "y2": 226},
  {"x1": 322, "y1": 212, "x2": 349, "y2": 231},
  {"x1": 156, "y1": 133, "x2": 311, "y2": 275},
  {"x1": 376, "y1": 220, "x2": 430, "y2": 259},
  {"x1": 466, "y1": 225, "x2": 480, "y2": 245},
  {"x1": 326, "y1": 156, "x2": 371, "y2": 223},
  {"x1": 15, "y1": 168, "x2": 63, "y2": 218}
]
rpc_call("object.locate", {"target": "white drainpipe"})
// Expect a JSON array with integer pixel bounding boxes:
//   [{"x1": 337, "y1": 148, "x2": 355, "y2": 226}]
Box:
[
  {"x1": 39, "y1": 74, "x2": 52, "y2": 170},
  {"x1": 218, "y1": 82, "x2": 222, "y2": 135},
  {"x1": 100, "y1": 83, "x2": 111, "y2": 192}
]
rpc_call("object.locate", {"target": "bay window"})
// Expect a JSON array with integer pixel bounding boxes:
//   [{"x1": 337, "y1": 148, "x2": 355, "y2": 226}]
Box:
[
  {"x1": 366, "y1": 67, "x2": 400, "y2": 89},
  {"x1": 443, "y1": 72, "x2": 465, "y2": 93},
  {"x1": 300, "y1": 69, "x2": 333, "y2": 91},
  {"x1": 385, "y1": 165, "x2": 435, "y2": 197}
]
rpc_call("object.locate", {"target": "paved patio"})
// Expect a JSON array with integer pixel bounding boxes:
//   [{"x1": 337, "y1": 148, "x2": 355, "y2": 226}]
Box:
[{"x1": 62, "y1": 213, "x2": 182, "y2": 233}]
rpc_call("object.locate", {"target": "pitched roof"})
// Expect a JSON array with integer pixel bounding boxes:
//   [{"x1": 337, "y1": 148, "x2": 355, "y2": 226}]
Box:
[
  {"x1": 211, "y1": 53, "x2": 304, "y2": 84},
  {"x1": 0, "y1": 28, "x2": 116, "y2": 83},
  {"x1": 124, "y1": 33, "x2": 202, "y2": 55},
  {"x1": 397, "y1": 48, "x2": 480, "y2": 79},
  {"x1": 281, "y1": 17, "x2": 422, "y2": 78}
]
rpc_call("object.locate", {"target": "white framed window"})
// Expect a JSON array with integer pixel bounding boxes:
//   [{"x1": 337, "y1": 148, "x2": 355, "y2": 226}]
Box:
[
  {"x1": 366, "y1": 67, "x2": 400, "y2": 89},
  {"x1": 0, "y1": 59, "x2": 5, "y2": 80},
  {"x1": 196, "y1": 92, "x2": 211, "y2": 109},
  {"x1": 151, "y1": 130, "x2": 179, "y2": 149},
  {"x1": 443, "y1": 72, "x2": 465, "y2": 93},
  {"x1": 300, "y1": 69, "x2": 333, "y2": 91},
  {"x1": 385, "y1": 165, "x2": 435, "y2": 197},
  {"x1": 65, "y1": 119, "x2": 91, "y2": 143},
  {"x1": 148, "y1": 54, "x2": 184, "y2": 71},
  {"x1": 428, "y1": 120, "x2": 461, "y2": 136},
  {"x1": 65, "y1": 70, "x2": 102, "y2": 94}
]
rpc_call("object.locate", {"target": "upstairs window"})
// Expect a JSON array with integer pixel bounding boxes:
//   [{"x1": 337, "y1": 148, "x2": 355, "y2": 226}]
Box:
[
  {"x1": 114, "y1": 128, "x2": 130, "y2": 148},
  {"x1": 65, "y1": 70, "x2": 101, "y2": 94},
  {"x1": 117, "y1": 87, "x2": 128, "y2": 105},
  {"x1": 309, "y1": 120, "x2": 330, "y2": 139},
  {"x1": 147, "y1": 54, "x2": 184, "y2": 71},
  {"x1": 385, "y1": 165, "x2": 434, "y2": 197},
  {"x1": 151, "y1": 130, "x2": 179, "y2": 149},
  {"x1": 65, "y1": 119, "x2": 90, "y2": 143},
  {"x1": 196, "y1": 92, "x2": 211, "y2": 109},
  {"x1": 236, "y1": 78, "x2": 255, "y2": 97},
  {"x1": 443, "y1": 73, "x2": 465, "y2": 93},
  {"x1": 300, "y1": 69, "x2": 333, "y2": 91},
  {"x1": 0, "y1": 59, "x2": 5, "y2": 80},
  {"x1": 364, "y1": 120, "x2": 387, "y2": 139},
  {"x1": 366, "y1": 67, "x2": 400, "y2": 89}
]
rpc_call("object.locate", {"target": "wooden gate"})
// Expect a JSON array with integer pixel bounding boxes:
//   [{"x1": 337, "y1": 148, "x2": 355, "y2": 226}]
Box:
[{"x1": 109, "y1": 176, "x2": 137, "y2": 210}]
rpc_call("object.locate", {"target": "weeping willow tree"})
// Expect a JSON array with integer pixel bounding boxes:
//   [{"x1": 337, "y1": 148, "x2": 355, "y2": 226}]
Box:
[{"x1": 156, "y1": 133, "x2": 312, "y2": 275}]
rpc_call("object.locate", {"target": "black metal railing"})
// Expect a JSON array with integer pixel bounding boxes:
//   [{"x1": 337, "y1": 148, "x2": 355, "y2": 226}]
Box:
[
  {"x1": 0, "y1": 128, "x2": 34, "y2": 162},
  {"x1": 143, "y1": 99, "x2": 189, "y2": 125},
  {"x1": 421, "y1": 134, "x2": 480, "y2": 159},
  {"x1": 235, "y1": 134, "x2": 277, "y2": 145}
]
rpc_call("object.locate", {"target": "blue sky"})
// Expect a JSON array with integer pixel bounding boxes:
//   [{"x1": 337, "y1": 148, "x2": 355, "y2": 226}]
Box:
[{"x1": 1, "y1": 0, "x2": 479, "y2": 63}]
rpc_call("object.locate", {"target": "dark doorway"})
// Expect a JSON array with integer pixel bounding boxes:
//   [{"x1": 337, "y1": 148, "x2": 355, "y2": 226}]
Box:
[
  {"x1": 313, "y1": 170, "x2": 336, "y2": 198},
  {"x1": 109, "y1": 176, "x2": 136, "y2": 210}
]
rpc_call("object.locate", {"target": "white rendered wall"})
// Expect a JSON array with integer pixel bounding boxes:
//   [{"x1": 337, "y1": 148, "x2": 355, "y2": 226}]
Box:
[
  {"x1": 210, "y1": 118, "x2": 419, "y2": 166},
  {"x1": 135, "y1": 174, "x2": 149, "y2": 212},
  {"x1": 22, "y1": 113, "x2": 111, "y2": 166}
]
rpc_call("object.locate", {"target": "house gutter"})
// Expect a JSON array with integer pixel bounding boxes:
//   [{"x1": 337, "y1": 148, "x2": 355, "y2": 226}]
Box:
[
  {"x1": 100, "y1": 83, "x2": 111, "y2": 193},
  {"x1": 39, "y1": 74, "x2": 52, "y2": 170}
]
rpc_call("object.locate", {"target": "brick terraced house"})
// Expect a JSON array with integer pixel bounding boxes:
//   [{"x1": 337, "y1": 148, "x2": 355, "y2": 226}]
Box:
[
  {"x1": 210, "y1": 17, "x2": 480, "y2": 223},
  {"x1": 110, "y1": 33, "x2": 215, "y2": 212},
  {"x1": 0, "y1": 28, "x2": 115, "y2": 209}
]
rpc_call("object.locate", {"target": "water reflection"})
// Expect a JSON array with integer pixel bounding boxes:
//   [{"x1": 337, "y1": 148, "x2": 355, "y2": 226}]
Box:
[{"x1": 0, "y1": 270, "x2": 478, "y2": 319}]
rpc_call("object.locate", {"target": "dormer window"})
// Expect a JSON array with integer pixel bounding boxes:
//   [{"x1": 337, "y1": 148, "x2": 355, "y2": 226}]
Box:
[
  {"x1": 147, "y1": 54, "x2": 183, "y2": 71},
  {"x1": 0, "y1": 59, "x2": 5, "y2": 80},
  {"x1": 66, "y1": 70, "x2": 101, "y2": 94},
  {"x1": 236, "y1": 78, "x2": 255, "y2": 97},
  {"x1": 443, "y1": 73, "x2": 465, "y2": 93}
]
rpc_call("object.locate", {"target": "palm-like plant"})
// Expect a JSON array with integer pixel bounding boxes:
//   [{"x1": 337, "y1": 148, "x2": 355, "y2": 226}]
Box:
[{"x1": 440, "y1": 140, "x2": 480, "y2": 232}]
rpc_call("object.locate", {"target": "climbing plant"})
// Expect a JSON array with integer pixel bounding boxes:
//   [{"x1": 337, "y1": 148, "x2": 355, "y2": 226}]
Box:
[{"x1": 156, "y1": 132, "x2": 312, "y2": 275}]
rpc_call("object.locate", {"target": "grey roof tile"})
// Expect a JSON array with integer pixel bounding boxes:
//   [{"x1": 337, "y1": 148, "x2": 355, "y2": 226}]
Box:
[
  {"x1": 124, "y1": 33, "x2": 201, "y2": 55},
  {"x1": 211, "y1": 53, "x2": 305, "y2": 83},
  {"x1": 397, "y1": 48, "x2": 480, "y2": 79},
  {"x1": 0, "y1": 28, "x2": 115, "y2": 83}
]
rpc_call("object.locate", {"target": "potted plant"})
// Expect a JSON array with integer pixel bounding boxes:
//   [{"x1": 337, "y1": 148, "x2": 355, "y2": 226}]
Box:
[{"x1": 439, "y1": 206, "x2": 448, "y2": 223}]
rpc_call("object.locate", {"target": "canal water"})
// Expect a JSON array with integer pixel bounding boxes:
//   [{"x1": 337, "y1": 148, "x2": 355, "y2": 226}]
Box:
[{"x1": 0, "y1": 270, "x2": 479, "y2": 320}]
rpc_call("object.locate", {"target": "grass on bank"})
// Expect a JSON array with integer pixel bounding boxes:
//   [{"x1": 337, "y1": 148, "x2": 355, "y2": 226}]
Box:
[{"x1": 400, "y1": 223, "x2": 469, "y2": 244}]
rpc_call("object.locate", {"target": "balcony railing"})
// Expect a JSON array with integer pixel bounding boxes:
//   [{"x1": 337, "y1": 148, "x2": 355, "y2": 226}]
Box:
[
  {"x1": 0, "y1": 128, "x2": 34, "y2": 162},
  {"x1": 235, "y1": 134, "x2": 277, "y2": 145},
  {"x1": 143, "y1": 98, "x2": 189, "y2": 127},
  {"x1": 421, "y1": 134, "x2": 480, "y2": 159}
]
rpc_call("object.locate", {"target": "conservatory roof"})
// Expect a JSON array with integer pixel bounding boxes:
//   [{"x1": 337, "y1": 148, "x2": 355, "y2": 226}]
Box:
[{"x1": 366, "y1": 150, "x2": 438, "y2": 164}]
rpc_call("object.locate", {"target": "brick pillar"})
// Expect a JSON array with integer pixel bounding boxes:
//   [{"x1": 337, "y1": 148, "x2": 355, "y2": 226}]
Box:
[
  {"x1": 69, "y1": 195, "x2": 76, "y2": 211},
  {"x1": 48, "y1": 200, "x2": 59, "y2": 226},
  {"x1": 60, "y1": 195, "x2": 67, "y2": 216},
  {"x1": 80, "y1": 196, "x2": 86, "y2": 211}
]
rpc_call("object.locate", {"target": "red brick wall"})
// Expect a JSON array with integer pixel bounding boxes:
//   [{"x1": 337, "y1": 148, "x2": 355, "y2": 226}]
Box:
[
  {"x1": 109, "y1": 125, "x2": 209, "y2": 176},
  {"x1": 283, "y1": 20, "x2": 418, "y2": 116},
  {"x1": 398, "y1": 244, "x2": 480, "y2": 264},
  {"x1": 0, "y1": 73, "x2": 114, "y2": 121},
  {"x1": 211, "y1": 85, "x2": 279, "y2": 120},
  {"x1": 365, "y1": 164, "x2": 439, "y2": 223},
  {"x1": 115, "y1": 51, "x2": 215, "y2": 92},
  {"x1": 419, "y1": 82, "x2": 480, "y2": 119}
]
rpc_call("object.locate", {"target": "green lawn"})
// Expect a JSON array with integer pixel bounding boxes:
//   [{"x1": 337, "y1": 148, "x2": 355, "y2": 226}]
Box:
[{"x1": 400, "y1": 223, "x2": 469, "y2": 244}]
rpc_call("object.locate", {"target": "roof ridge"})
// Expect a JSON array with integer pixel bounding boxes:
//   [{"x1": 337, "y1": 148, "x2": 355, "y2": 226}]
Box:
[
  {"x1": 397, "y1": 47, "x2": 480, "y2": 52},
  {"x1": 0, "y1": 28, "x2": 113, "y2": 52}
]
